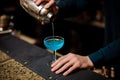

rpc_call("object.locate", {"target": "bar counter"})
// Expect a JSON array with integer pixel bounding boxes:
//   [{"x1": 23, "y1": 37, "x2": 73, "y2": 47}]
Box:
[{"x1": 0, "y1": 34, "x2": 107, "y2": 80}]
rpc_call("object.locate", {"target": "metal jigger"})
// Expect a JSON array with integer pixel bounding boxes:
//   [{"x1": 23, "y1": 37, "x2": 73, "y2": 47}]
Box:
[{"x1": 20, "y1": 0, "x2": 54, "y2": 24}]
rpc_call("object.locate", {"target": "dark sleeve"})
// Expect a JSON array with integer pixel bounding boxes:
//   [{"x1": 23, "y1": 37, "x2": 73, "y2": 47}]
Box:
[
  {"x1": 56, "y1": 0, "x2": 98, "y2": 18},
  {"x1": 56, "y1": 0, "x2": 87, "y2": 9},
  {"x1": 56, "y1": 0, "x2": 88, "y2": 17},
  {"x1": 89, "y1": 39, "x2": 120, "y2": 66}
]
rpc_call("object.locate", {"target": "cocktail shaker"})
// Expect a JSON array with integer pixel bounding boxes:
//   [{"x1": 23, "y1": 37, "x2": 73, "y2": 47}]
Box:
[{"x1": 20, "y1": 0, "x2": 54, "y2": 23}]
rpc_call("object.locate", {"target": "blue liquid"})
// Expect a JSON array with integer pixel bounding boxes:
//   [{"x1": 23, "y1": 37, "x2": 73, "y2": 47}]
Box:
[{"x1": 44, "y1": 38, "x2": 64, "y2": 51}]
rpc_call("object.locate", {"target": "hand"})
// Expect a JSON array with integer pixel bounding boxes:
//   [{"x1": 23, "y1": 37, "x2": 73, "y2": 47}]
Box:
[
  {"x1": 33, "y1": 0, "x2": 55, "y2": 8},
  {"x1": 51, "y1": 53, "x2": 94, "y2": 76},
  {"x1": 33, "y1": 0, "x2": 59, "y2": 24}
]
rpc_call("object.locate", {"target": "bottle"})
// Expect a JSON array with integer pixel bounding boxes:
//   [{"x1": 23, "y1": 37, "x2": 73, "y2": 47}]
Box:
[
  {"x1": 20, "y1": 0, "x2": 54, "y2": 24},
  {"x1": 110, "y1": 67, "x2": 115, "y2": 79}
]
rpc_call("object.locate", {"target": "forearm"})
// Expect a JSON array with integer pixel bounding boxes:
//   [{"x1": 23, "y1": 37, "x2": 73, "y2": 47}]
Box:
[
  {"x1": 56, "y1": 0, "x2": 88, "y2": 17},
  {"x1": 56, "y1": 0, "x2": 87, "y2": 9},
  {"x1": 89, "y1": 39, "x2": 120, "y2": 66}
]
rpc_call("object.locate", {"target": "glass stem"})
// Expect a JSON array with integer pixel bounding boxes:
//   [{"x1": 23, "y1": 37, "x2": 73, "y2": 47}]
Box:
[{"x1": 54, "y1": 50, "x2": 57, "y2": 61}]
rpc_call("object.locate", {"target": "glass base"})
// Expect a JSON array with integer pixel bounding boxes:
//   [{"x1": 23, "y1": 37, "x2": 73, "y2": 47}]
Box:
[{"x1": 46, "y1": 60, "x2": 55, "y2": 66}]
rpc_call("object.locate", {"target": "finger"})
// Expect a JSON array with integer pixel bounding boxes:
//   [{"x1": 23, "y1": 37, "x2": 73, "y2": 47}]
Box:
[
  {"x1": 35, "y1": 0, "x2": 44, "y2": 5},
  {"x1": 55, "y1": 61, "x2": 73, "y2": 74},
  {"x1": 44, "y1": 0, "x2": 55, "y2": 8},
  {"x1": 51, "y1": 56, "x2": 69, "y2": 72},
  {"x1": 33, "y1": 0, "x2": 37, "y2": 2},
  {"x1": 63, "y1": 64, "x2": 77, "y2": 76},
  {"x1": 52, "y1": 53, "x2": 73, "y2": 67},
  {"x1": 52, "y1": 6, "x2": 59, "y2": 15},
  {"x1": 51, "y1": 55, "x2": 66, "y2": 67}
]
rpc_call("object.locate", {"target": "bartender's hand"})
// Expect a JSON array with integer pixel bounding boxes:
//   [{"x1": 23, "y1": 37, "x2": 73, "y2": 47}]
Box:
[
  {"x1": 33, "y1": 0, "x2": 59, "y2": 24},
  {"x1": 51, "y1": 53, "x2": 94, "y2": 76}
]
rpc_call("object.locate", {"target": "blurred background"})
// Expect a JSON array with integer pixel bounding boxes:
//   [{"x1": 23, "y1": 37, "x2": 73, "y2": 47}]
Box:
[
  {"x1": 2, "y1": 0, "x2": 116, "y2": 78},
  {"x1": 0, "y1": 0, "x2": 105, "y2": 55}
]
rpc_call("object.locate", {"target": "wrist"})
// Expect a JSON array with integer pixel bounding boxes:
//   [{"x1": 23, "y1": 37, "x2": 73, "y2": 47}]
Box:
[{"x1": 86, "y1": 56, "x2": 94, "y2": 68}]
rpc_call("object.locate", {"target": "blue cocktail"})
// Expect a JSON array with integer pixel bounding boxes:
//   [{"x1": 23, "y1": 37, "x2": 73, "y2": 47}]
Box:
[{"x1": 44, "y1": 36, "x2": 64, "y2": 61}]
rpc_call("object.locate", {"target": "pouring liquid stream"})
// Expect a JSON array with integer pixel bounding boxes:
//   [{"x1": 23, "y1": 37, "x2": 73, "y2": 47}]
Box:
[
  {"x1": 51, "y1": 21, "x2": 57, "y2": 61},
  {"x1": 51, "y1": 21, "x2": 55, "y2": 37}
]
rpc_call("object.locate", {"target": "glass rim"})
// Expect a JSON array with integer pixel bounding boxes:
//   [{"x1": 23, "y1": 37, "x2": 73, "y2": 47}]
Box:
[{"x1": 44, "y1": 36, "x2": 64, "y2": 40}]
